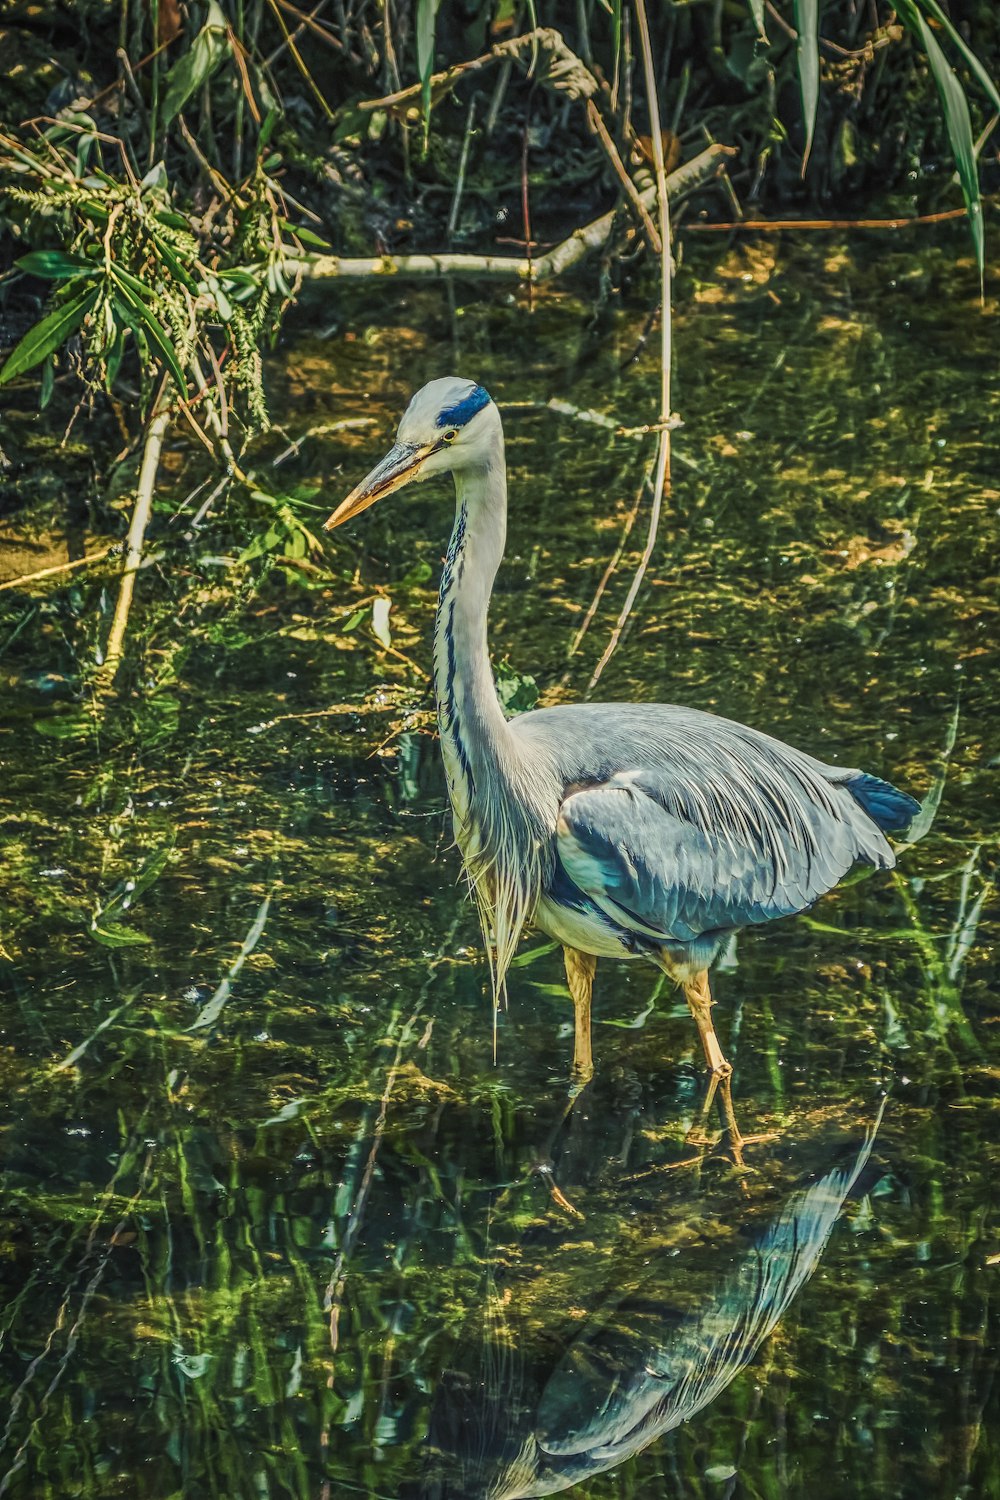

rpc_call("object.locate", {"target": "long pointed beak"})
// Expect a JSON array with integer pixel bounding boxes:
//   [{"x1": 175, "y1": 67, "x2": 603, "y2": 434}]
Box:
[{"x1": 323, "y1": 441, "x2": 430, "y2": 530}]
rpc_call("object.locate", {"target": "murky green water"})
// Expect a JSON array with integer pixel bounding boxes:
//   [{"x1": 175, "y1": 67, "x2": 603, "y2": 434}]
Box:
[{"x1": 1, "y1": 236, "x2": 998, "y2": 1499}]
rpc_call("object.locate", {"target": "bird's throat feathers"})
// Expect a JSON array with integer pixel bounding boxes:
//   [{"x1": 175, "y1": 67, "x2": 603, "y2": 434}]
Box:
[{"x1": 434, "y1": 491, "x2": 551, "y2": 1008}]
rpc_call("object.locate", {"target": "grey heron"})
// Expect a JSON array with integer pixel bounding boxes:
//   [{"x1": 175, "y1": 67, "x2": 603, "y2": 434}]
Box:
[{"x1": 324, "y1": 377, "x2": 919, "y2": 1085}]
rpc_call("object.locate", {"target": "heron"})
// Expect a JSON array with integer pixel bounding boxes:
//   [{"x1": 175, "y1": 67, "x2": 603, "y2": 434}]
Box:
[{"x1": 324, "y1": 377, "x2": 919, "y2": 1089}]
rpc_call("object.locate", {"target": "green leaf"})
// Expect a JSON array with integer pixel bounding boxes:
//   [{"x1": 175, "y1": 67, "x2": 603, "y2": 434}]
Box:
[
  {"x1": 98, "y1": 847, "x2": 175, "y2": 924},
  {"x1": 509, "y1": 939, "x2": 558, "y2": 968},
  {"x1": 110, "y1": 264, "x2": 158, "y2": 303},
  {"x1": 258, "y1": 107, "x2": 280, "y2": 149},
  {"x1": 104, "y1": 329, "x2": 126, "y2": 391},
  {"x1": 279, "y1": 221, "x2": 332, "y2": 250},
  {"x1": 35, "y1": 713, "x2": 92, "y2": 741},
  {"x1": 899, "y1": 1, "x2": 985, "y2": 282},
  {"x1": 155, "y1": 210, "x2": 193, "y2": 232},
  {"x1": 152, "y1": 235, "x2": 200, "y2": 293},
  {"x1": 495, "y1": 660, "x2": 538, "y2": 714},
  {"x1": 160, "y1": 0, "x2": 229, "y2": 127},
  {"x1": 0, "y1": 285, "x2": 100, "y2": 385},
  {"x1": 793, "y1": 0, "x2": 819, "y2": 173},
  {"x1": 16, "y1": 250, "x2": 95, "y2": 280},
  {"x1": 899, "y1": 698, "x2": 960, "y2": 848}
]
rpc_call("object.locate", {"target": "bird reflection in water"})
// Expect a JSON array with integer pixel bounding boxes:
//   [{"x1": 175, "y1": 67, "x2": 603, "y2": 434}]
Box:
[{"x1": 405, "y1": 1103, "x2": 884, "y2": 1500}]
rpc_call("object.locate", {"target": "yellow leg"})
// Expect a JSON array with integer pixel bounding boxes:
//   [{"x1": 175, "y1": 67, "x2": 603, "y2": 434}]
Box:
[
  {"x1": 682, "y1": 970, "x2": 731, "y2": 1078},
  {"x1": 563, "y1": 947, "x2": 597, "y2": 1083}
]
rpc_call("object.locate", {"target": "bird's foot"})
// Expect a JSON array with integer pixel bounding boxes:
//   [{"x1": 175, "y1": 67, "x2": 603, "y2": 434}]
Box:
[
  {"x1": 684, "y1": 1122, "x2": 721, "y2": 1150},
  {"x1": 724, "y1": 1128, "x2": 780, "y2": 1171},
  {"x1": 531, "y1": 1160, "x2": 584, "y2": 1220}
]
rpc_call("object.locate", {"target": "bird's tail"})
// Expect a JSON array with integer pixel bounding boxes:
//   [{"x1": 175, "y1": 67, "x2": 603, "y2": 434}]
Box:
[{"x1": 847, "y1": 772, "x2": 921, "y2": 834}]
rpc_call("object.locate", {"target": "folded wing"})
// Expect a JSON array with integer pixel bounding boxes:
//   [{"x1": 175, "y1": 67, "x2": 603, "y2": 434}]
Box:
[{"x1": 556, "y1": 755, "x2": 895, "y2": 945}]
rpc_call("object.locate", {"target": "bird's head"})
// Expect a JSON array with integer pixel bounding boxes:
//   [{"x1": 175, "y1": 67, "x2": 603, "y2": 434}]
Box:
[{"x1": 323, "y1": 377, "x2": 498, "y2": 531}]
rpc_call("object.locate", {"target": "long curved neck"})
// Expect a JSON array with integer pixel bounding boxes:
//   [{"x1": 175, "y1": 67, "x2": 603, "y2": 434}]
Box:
[
  {"x1": 432, "y1": 421, "x2": 556, "y2": 1001},
  {"x1": 433, "y1": 443, "x2": 512, "y2": 820}
]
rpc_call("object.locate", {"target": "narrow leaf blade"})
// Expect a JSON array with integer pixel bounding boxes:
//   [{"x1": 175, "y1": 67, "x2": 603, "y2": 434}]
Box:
[
  {"x1": 910, "y1": 7, "x2": 985, "y2": 281},
  {"x1": 16, "y1": 251, "x2": 95, "y2": 280},
  {"x1": 371, "y1": 596, "x2": 392, "y2": 649},
  {"x1": 0, "y1": 286, "x2": 99, "y2": 385},
  {"x1": 917, "y1": 0, "x2": 1000, "y2": 115},
  {"x1": 111, "y1": 276, "x2": 190, "y2": 396},
  {"x1": 748, "y1": 0, "x2": 768, "y2": 41},
  {"x1": 793, "y1": 0, "x2": 819, "y2": 174}
]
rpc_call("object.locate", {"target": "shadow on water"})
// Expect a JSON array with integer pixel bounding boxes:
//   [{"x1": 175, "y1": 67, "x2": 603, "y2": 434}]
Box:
[{"x1": 0, "y1": 236, "x2": 998, "y2": 1497}]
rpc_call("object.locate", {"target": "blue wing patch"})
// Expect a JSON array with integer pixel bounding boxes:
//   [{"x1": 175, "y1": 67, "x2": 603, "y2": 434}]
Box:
[{"x1": 845, "y1": 772, "x2": 920, "y2": 833}]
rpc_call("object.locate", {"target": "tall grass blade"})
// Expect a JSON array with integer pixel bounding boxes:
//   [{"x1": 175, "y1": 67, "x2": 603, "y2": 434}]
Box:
[
  {"x1": 898, "y1": 1, "x2": 985, "y2": 283},
  {"x1": 793, "y1": 0, "x2": 819, "y2": 173},
  {"x1": 188, "y1": 892, "x2": 272, "y2": 1030},
  {"x1": 748, "y1": 0, "x2": 768, "y2": 41},
  {"x1": 902, "y1": 699, "x2": 960, "y2": 849},
  {"x1": 417, "y1": 0, "x2": 444, "y2": 141},
  {"x1": 917, "y1": 0, "x2": 1000, "y2": 115}
]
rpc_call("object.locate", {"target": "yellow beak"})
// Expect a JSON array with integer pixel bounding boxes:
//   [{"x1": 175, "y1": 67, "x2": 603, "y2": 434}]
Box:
[{"x1": 323, "y1": 441, "x2": 431, "y2": 530}]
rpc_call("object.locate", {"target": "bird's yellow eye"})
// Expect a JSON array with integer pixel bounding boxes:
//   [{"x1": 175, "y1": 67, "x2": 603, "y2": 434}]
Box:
[{"x1": 442, "y1": 429, "x2": 458, "y2": 443}]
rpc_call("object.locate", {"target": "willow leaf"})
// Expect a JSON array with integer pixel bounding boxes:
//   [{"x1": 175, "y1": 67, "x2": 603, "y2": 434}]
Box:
[
  {"x1": 0, "y1": 285, "x2": 99, "y2": 384},
  {"x1": 16, "y1": 250, "x2": 95, "y2": 280},
  {"x1": 161, "y1": 0, "x2": 229, "y2": 127}
]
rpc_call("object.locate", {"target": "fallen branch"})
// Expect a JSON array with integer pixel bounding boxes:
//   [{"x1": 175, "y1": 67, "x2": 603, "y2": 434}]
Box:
[
  {"x1": 685, "y1": 207, "x2": 968, "y2": 232},
  {"x1": 358, "y1": 26, "x2": 599, "y2": 115},
  {"x1": 0, "y1": 547, "x2": 115, "y2": 594},
  {"x1": 285, "y1": 143, "x2": 732, "y2": 284}
]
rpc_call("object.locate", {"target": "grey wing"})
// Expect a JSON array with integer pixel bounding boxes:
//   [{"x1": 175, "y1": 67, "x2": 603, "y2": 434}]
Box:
[{"x1": 556, "y1": 759, "x2": 894, "y2": 944}]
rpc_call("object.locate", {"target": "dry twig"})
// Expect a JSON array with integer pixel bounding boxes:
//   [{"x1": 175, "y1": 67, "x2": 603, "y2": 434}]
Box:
[
  {"x1": 588, "y1": 0, "x2": 673, "y2": 692},
  {"x1": 0, "y1": 548, "x2": 116, "y2": 594}
]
